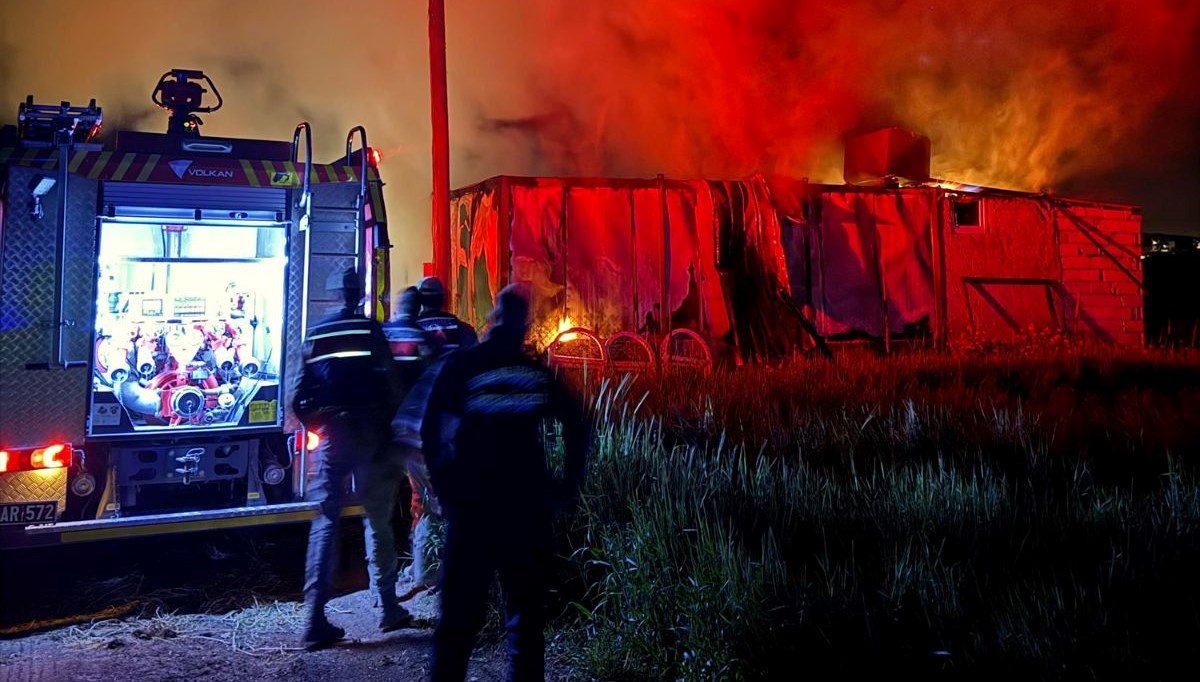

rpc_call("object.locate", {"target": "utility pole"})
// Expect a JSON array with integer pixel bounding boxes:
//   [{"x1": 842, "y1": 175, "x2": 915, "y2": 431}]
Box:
[{"x1": 429, "y1": 0, "x2": 451, "y2": 285}]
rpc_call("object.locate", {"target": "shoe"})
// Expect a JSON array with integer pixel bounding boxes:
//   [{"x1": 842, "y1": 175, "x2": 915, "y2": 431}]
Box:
[
  {"x1": 379, "y1": 606, "x2": 417, "y2": 633},
  {"x1": 302, "y1": 621, "x2": 346, "y2": 651}
]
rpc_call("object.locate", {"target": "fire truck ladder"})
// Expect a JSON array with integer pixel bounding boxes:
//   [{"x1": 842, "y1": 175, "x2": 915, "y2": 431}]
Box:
[
  {"x1": 295, "y1": 125, "x2": 371, "y2": 337},
  {"x1": 293, "y1": 124, "x2": 374, "y2": 500},
  {"x1": 294, "y1": 126, "x2": 369, "y2": 336}
]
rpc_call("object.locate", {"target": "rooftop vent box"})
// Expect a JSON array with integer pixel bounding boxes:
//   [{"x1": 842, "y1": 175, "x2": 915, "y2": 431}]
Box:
[{"x1": 843, "y1": 127, "x2": 931, "y2": 186}]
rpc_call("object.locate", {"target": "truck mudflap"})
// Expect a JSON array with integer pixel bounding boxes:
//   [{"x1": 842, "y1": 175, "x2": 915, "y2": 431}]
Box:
[{"x1": 20, "y1": 502, "x2": 366, "y2": 545}]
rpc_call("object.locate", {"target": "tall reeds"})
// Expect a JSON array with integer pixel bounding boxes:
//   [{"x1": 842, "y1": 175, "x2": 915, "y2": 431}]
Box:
[{"x1": 546, "y1": 349, "x2": 1200, "y2": 680}]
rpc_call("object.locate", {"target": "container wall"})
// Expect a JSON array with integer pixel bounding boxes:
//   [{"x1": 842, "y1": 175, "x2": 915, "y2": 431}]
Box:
[
  {"x1": 810, "y1": 190, "x2": 934, "y2": 338},
  {"x1": 1055, "y1": 203, "x2": 1144, "y2": 346},
  {"x1": 508, "y1": 182, "x2": 567, "y2": 347},
  {"x1": 565, "y1": 185, "x2": 636, "y2": 336},
  {"x1": 941, "y1": 194, "x2": 1063, "y2": 342},
  {"x1": 448, "y1": 185, "x2": 504, "y2": 330}
]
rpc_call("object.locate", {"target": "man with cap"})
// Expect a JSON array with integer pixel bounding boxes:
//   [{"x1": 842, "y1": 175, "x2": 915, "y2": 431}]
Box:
[
  {"x1": 384, "y1": 286, "x2": 436, "y2": 392},
  {"x1": 398, "y1": 275, "x2": 478, "y2": 585},
  {"x1": 415, "y1": 276, "x2": 478, "y2": 356},
  {"x1": 292, "y1": 267, "x2": 416, "y2": 650},
  {"x1": 414, "y1": 284, "x2": 591, "y2": 682}
]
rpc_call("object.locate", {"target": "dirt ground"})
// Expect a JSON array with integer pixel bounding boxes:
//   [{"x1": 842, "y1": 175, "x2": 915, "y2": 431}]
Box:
[
  {"x1": 0, "y1": 586, "x2": 582, "y2": 682},
  {"x1": 0, "y1": 526, "x2": 584, "y2": 682}
]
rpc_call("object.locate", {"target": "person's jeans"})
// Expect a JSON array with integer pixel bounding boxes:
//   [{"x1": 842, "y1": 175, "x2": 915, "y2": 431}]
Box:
[
  {"x1": 303, "y1": 411, "x2": 405, "y2": 624},
  {"x1": 362, "y1": 442, "x2": 407, "y2": 610}
]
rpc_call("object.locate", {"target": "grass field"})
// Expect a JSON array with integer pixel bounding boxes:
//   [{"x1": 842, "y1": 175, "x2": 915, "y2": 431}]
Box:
[{"x1": 543, "y1": 346, "x2": 1200, "y2": 680}]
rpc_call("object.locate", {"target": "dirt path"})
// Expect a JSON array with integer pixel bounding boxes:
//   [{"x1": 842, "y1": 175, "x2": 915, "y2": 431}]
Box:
[{"x1": 0, "y1": 588, "x2": 580, "y2": 682}]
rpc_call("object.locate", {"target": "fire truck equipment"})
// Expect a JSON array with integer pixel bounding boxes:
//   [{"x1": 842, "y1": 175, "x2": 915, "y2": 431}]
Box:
[
  {"x1": 134, "y1": 332, "x2": 160, "y2": 377},
  {"x1": 70, "y1": 473, "x2": 96, "y2": 498},
  {"x1": 151, "y1": 69, "x2": 222, "y2": 136},
  {"x1": 114, "y1": 378, "x2": 162, "y2": 416},
  {"x1": 28, "y1": 174, "x2": 56, "y2": 220},
  {"x1": 16, "y1": 95, "x2": 102, "y2": 148}
]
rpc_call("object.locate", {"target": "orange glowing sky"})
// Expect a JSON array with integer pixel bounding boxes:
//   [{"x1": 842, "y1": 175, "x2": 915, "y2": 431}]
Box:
[{"x1": 1, "y1": 0, "x2": 1197, "y2": 284}]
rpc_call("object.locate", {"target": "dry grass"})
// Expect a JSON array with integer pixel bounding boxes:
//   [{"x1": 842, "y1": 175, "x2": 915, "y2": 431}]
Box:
[{"x1": 59, "y1": 599, "x2": 307, "y2": 655}]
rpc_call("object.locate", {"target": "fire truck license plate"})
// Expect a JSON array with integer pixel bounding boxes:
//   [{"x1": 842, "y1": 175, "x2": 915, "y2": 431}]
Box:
[{"x1": 0, "y1": 502, "x2": 58, "y2": 525}]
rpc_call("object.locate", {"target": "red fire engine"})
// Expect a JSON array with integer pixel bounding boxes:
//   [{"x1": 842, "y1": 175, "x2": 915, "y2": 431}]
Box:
[{"x1": 0, "y1": 69, "x2": 390, "y2": 547}]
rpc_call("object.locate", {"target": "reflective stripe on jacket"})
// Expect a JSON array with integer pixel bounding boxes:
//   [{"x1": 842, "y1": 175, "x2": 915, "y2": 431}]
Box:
[
  {"x1": 293, "y1": 309, "x2": 394, "y2": 418},
  {"x1": 416, "y1": 312, "x2": 478, "y2": 356}
]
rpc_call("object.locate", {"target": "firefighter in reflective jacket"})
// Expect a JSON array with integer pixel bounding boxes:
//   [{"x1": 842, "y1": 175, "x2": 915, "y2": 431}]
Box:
[
  {"x1": 415, "y1": 284, "x2": 591, "y2": 682},
  {"x1": 292, "y1": 267, "x2": 415, "y2": 650},
  {"x1": 381, "y1": 286, "x2": 439, "y2": 585},
  {"x1": 383, "y1": 286, "x2": 435, "y2": 390},
  {"x1": 416, "y1": 276, "x2": 478, "y2": 355}
]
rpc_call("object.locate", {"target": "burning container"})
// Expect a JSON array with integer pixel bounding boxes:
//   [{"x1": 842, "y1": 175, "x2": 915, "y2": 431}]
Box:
[{"x1": 442, "y1": 131, "x2": 1143, "y2": 367}]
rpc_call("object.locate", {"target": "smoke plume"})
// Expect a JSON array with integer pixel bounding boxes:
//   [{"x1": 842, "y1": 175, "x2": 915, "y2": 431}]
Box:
[{"x1": 2, "y1": 0, "x2": 1197, "y2": 283}]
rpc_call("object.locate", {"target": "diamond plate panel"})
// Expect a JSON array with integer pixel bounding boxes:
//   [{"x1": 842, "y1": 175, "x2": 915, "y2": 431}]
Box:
[
  {"x1": 283, "y1": 182, "x2": 369, "y2": 436},
  {"x1": 311, "y1": 230, "x2": 357, "y2": 254},
  {"x1": 0, "y1": 166, "x2": 97, "y2": 447},
  {"x1": 0, "y1": 469, "x2": 68, "y2": 511},
  {"x1": 283, "y1": 197, "x2": 305, "y2": 434}
]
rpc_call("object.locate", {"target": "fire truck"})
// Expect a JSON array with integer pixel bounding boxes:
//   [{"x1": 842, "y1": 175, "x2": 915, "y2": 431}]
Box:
[{"x1": 0, "y1": 69, "x2": 391, "y2": 548}]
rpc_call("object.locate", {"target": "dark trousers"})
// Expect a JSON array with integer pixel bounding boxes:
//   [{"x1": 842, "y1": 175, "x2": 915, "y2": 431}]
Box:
[
  {"x1": 303, "y1": 411, "x2": 407, "y2": 623},
  {"x1": 431, "y1": 509, "x2": 550, "y2": 682}
]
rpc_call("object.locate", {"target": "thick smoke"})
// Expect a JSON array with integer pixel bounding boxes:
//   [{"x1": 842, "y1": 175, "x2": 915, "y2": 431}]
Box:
[{"x1": 1, "y1": 0, "x2": 1197, "y2": 283}]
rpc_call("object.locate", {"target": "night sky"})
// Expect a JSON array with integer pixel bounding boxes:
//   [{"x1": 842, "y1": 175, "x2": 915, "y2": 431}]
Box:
[{"x1": 2, "y1": 0, "x2": 1196, "y2": 283}]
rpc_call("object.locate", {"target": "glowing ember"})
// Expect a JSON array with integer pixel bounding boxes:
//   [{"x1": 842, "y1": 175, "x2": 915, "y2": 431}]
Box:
[
  {"x1": 546, "y1": 317, "x2": 577, "y2": 347},
  {"x1": 535, "y1": 316, "x2": 583, "y2": 348}
]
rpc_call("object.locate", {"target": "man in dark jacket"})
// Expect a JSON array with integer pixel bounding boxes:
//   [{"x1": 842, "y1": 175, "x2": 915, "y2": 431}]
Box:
[
  {"x1": 381, "y1": 286, "x2": 438, "y2": 581},
  {"x1": 415, "y1": 276, "x2": 478, "y2": 355},
  {"x1": 383, "y1": 286, "x2": 436, "y2": 391},
  {"x1": 293, "y1": 267, "x2": 415, "y2": 650},
  {"x1": 416, "y1": 284, "x2": 591, "y2": 682}
]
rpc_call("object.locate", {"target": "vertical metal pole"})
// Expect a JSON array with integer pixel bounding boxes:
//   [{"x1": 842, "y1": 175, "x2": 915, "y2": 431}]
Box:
[
  {"x1": 628, "y1": 187, "x2": 639, "y2": 330},
  {"x1": 429, "y1": 0, "x2": 452, "y2": 286},
  {"x1": 560, "y1": 185, "x2": 569, "y2": 324},
  {"x1": 52, "y1": 135, "x2": 71, "y2": 367},
  {"x1": 296, "y1": 431, "x2": 309, "y2": 499},
  {"x1": 929, "y1": 190, "x2": 948, "y2": 350},
  {"x1": 871, "y1": 195, "x2": 891, "y2": 355},
  {"x1": 659, "y1": 174, "x2": 670, "y2": 336},
  {"x1": 300, "y1": 229, "x2": 312, "y2": 340}
]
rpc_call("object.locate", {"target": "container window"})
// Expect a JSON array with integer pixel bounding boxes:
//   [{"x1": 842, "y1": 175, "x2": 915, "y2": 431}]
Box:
[{"x1": 952, "y1": 197, "x2": 984, "y2": 233}]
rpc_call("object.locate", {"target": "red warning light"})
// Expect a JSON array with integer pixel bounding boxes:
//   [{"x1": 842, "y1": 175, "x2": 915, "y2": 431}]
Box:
[
  {"x1": 306, "y1": 431, "x2": 321, "y2": 450},
  {"x1": 31, "y1": 444, "x2": 66, "y2": 469},
  {"x1": 0, "y1": 450, "x2": 9, "y2": 473},
  {"x1": 368, "y1": 147, "x2": 382, "y2": 167}
]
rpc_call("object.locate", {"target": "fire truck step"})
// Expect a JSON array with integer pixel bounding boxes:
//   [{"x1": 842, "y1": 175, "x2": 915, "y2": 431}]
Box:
[{"x1": 23, "y1": 501, "x2": 366, "y2": 543}]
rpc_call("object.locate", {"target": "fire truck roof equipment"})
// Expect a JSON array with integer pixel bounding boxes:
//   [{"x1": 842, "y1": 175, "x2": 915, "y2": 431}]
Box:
[
  {"x1": 16, "y1": 96, "x2": 103, "y2": 149},
  {"x1": 151, "y1": 68, "x2": 223, "y2": 136}
]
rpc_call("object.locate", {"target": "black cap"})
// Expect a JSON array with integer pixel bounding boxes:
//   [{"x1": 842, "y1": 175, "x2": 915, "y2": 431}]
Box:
[
  {"x1": 417, "y1": 276, "x2": 445, "y2": 309},
  {"x1": 489, "y1": 283, "x2": 531, "y2": 329},
  {"x1": 396, "y1": 286, "x2": 421, "y2": 317},
  {"x1": 417, "y1": 276, "x2": 444, "y2": 297}
]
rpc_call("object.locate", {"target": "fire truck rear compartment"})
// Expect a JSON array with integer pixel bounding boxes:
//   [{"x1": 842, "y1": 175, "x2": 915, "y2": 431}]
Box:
[
  {"x1": 90, "y1": 183, "x2": 289, "y2": 438},
  {"x1": 114, "y1": 439, "x2": 249, "y2": 515}
]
